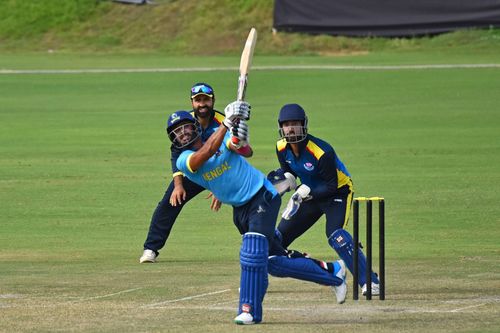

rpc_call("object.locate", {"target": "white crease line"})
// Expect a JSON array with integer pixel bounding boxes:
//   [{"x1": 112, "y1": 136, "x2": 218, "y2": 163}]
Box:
[
  {"x1": 1, "y1": 64, "x2": 499, "y2": 75},
  {"x1": 159, "y1": 304, "x2": 497, "y2": 313},
  {"x1": 144, "y1": 289, "x2": 231, "y2": 308},
  {"x1": 402, "y1": 300, "x2": 498, "y2": 313},
  {"x1": 69, "y1": 287, "x2": 142, "y2": 303},
  {"x1": 443, "y1": 296, "x2": 500, "y2": 303},
  {"x1": 149, "y1": 296, "x2": 500, "y2": 313},
  {"x1": 0, "y1": 294, "x2": 22, "y2": 299},
  {"x1": 449, "y1": 303, "x2": 490, "y2": 313},
  {"x1": 0, "y1": 67, "x2": 237, "y2": 74},
  {"x1": 259, "y1": 64, "x2": 500, "y2": 70},
  {"x1": 152, "y1": 305, "x2": 297, "y2": 311},
  {"x1": 467, "y1": 272, "x2": 500, "y2": 278}
]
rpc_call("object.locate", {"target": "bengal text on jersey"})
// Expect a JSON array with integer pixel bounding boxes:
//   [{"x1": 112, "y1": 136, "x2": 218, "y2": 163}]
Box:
[{"x1": 202, "y1": 161, "x2": 232, "y2": 181}]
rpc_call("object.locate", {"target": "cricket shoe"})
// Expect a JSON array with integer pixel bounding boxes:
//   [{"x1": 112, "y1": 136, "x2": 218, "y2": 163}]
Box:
[
  {"x1": 234, "y1": 312, "x2": 256, "y2": 325},
  {"x1": 362, "y1": 282, "x2": 380, "y2": 296},
  {"x1": 139, "y1": 249, "x2": 157, "y2": 263},
  {"x1": 332, "y1": 259, "x2": 347, "y2": 304}
]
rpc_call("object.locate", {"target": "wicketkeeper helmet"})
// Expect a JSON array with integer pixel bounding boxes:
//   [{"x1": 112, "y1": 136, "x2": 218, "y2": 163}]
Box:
[{"x1": 278, "y1": 103, "x2": 308, "y2": 143}]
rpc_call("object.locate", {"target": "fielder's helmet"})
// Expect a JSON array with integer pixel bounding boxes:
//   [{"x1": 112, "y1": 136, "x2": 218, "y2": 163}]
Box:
[
  {"x1": 166, "y1": 111, "x2": 201, "y2": 148},
  {"x1": 278, "y1": 104, "x2": 308, "y2": 143}
]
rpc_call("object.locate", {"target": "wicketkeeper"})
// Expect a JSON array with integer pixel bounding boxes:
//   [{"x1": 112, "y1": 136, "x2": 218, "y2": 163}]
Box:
[{"x1": 273, "y1": 103, "x2": 380, "y2": 295}]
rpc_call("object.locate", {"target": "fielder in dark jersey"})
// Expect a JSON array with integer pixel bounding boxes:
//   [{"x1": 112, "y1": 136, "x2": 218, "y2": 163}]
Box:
[
  {"x1": 140, "y1": 83, "x2": 225, "y2": 263},
  {"x1": 274, "y1": 103, "x2": 380, "y2": 295}
]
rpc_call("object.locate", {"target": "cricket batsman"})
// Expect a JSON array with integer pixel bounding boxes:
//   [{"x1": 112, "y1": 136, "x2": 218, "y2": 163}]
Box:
[{"x1": 166, "y1": 102, "x2": 347, "y2": 325}]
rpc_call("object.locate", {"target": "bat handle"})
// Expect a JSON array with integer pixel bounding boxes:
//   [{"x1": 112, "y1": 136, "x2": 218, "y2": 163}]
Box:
[
  {"x1": 237, "y1": 74, "x2": 248, "y2": 102},
  {"x1": 233, "y1": 74, "x2": 248, "y2": 145},
  {"x1": 231, "y1": 118, "x2": 241, "y2": 145}
]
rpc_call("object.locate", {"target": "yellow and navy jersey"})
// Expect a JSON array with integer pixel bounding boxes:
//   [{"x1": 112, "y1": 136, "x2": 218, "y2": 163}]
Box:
[
  {"x1": 171, "y1": 110, "x2": 224, "y2": 176},
  {"x1": 276, "y1": 134, "x2": 352, "y2": 199}
]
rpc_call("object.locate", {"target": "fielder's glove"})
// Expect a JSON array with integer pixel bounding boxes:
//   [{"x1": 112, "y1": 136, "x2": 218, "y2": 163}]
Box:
[
  {"x1": 281, "y1": 184, "x2": 311, "y2": 220},
  {"x1": 223, "y1": 101, "x2": 251, "y2": 128},
  {"x1": 267, "y1": 168, "x2": 297, "y2": 195},
  {"x1": 230, "y1": 119, "x2": 249, "y2": 149}
]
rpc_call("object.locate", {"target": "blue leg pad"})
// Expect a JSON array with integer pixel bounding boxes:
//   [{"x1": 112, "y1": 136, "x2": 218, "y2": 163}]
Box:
[
  {"x1": 328, "y1": 229, "x2": 379, "y2": 287},
  {"x1": 268, "y1": 255, "x2": 343, "y2": 286},
  {"x1": 239, "y1": 232, "x2": 268, "y2": 323}
]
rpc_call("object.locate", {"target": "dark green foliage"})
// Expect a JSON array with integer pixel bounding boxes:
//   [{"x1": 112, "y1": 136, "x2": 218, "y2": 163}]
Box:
[
  {"x1": 1, "y1": 0, "x2": 499, "y2": 54},
  {"x1": 0, "y1": 0, "x2": 104, "y2": 38}
]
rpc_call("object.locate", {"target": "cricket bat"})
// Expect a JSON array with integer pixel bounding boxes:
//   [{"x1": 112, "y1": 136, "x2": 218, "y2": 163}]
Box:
[
  {"x1": 232, "y1": 28, "x2": 257, "y2": 145},
  {"x1": 237, "y1": 27, "x2": 257, "y2": 102}
]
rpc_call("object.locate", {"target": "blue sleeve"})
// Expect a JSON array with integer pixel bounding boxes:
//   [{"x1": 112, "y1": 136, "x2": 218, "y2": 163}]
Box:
[
  {"x1": 170, "y1": 146, "x2": 182, "y2": 174},
  {"x1": 176, "y1": 150, "x2": 195, "y2": 175},
  {"x1": 309, "y1": 151, "x2": 339, "y2": 199}
]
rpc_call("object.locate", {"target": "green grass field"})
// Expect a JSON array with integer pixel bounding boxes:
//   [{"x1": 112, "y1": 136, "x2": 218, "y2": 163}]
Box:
[{"x1": 1, "y1": 53, "x2": 499, "y2": 332}]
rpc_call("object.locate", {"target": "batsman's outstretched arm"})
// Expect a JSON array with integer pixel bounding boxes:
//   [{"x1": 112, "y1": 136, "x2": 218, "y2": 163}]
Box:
[
  {"x1": 188, "y1": 124, "x2": 228, "y2": 172},
  {"x1": 188, "y1": 100, "x2": 251, "y2": 171}
]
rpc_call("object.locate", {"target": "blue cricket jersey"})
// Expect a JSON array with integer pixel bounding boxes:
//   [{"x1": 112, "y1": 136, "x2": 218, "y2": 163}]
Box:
[
  {"x1": 276, "y1": 134, "x2": 353, "y2": 199},
  {"x1": 177, "y1": 132, "x2": 276, "y2": 206}
]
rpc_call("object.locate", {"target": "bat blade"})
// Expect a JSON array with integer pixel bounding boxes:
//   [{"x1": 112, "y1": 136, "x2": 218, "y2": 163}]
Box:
[
  {"x1": 237, "y1": 28, "x2": 257, "y2": 102},
  {"x1": 232, "y1": 28, "x2": 257, "y2": 146}
]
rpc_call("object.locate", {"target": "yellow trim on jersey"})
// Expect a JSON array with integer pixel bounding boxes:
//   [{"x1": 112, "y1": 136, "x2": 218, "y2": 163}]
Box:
[
  {"x1": 342, "y1": 189, "x2": 354, "y2": 228},
  {"x1": 277, "y1": 138, "x2": 287, "y2": 152},
  {"x1": 214, "y1": 112, "x2": 225, "y2": 124},
  {"x1": 337, "y1": 170, "x2": 353, "y2": 189},
  {"x1": 186, "y1": 153, "x2": 196, "y2": 173},
  {"x1": 172, "y1": 171, "x2": 184, "y2": 178},
  {"x1": 305, "y1": 140, "x2": 325, "y2": 160}
]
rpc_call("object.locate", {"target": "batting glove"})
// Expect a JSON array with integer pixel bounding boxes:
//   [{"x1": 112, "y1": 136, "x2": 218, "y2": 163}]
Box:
[
  {"x1": 281, "y1": 184, "x2": 311, "y2": 220},
  {"x1": 230, "y1": 119, "x2": 249, "y2": 148},
  {"x1": 223, "y1": 101, "x2": 251, "y2": 128}
]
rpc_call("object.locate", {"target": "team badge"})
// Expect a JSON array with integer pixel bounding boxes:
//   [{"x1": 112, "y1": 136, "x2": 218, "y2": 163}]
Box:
[
  {"x1": 170, "y1": 113, "x2": 180, "y2": 123},
  {"x1": 304, "y1": 162, "x2": 314, "y2": 171}
]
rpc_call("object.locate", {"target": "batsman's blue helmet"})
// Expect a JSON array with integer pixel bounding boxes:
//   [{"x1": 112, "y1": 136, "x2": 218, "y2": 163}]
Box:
[
  {"x1": 166, "y1": 111, "x2": 201, "y2": 148},
  {"x1": 278, "y1": 104, "x2": 308, "y2": 143}
]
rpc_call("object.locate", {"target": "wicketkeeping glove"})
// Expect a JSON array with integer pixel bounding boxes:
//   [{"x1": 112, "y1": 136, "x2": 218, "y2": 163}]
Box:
[
  {"x1": 223, "y1": 101, "x2": 251, "y2": 128},
  {"x1": 267, "y1": 169, "x2": 297, "y2": 195},
  {"x1": 230, "y1": 119, "x2": 249, "y2": 148},
  {"x1": 281, "y1": 184, "x2": 311, "y2": 220}
]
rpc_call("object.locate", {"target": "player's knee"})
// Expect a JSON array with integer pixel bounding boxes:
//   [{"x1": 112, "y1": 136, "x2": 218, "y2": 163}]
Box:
[
  {"x1": 328, "y1": 228, "x2": 353, "y2": 250},
  {"x1": 240, "y1": 232, "x2": 268, "y2": 267},
  {"x1": 267, "y1": 256, "x2": 285, "y2": 277}
]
